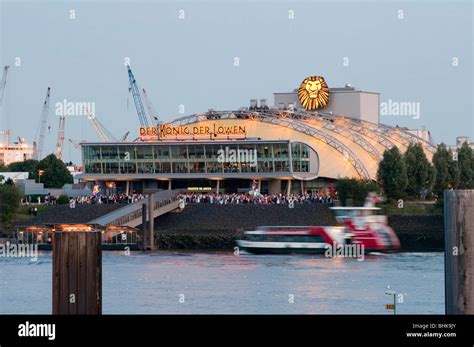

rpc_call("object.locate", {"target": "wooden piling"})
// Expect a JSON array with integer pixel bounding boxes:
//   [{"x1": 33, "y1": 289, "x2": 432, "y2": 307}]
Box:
[
  {"x1": 444, "y1": 190, "x2": 474, "y2": 314},
  {"x1": 52, "y1": 229, "x2": 102, "y2": 314}
]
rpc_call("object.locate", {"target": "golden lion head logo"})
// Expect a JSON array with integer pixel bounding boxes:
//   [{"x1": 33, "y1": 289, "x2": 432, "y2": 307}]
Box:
[{"x1": 298, "y1": 76, "x2": 329, "y2": 110}]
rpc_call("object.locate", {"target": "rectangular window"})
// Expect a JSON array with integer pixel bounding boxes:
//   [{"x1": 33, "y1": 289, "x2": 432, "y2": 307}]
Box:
[
  {"x1": 138, "y1": 146, "x2": 153, "y2": 159},
  {"x1": 121, "y1": 162, "x2": 137, "y2": 174},
  {"x1": 258, "y1": 160, "x2": 273, "y2": 173},
  {"x1": 155, "y1": 162, "x2": 171, "y2": 173},
  {"x1": 205, "y1": 145, "x2": 221, "y2": 159},
  {"x1": 103, "y1": 162, "x2": 119, "y2": 174},
  {"x1": 207, "y1": 161, "x2": 223, "y2": 173},
  {"x1": 101, "y1": 146, "x2": 118, "y2": 160},
  {"x1": 137, "y1": 162, "x2": 154, "y2": 174},
  {"x1": 85, "y1": 162, "x2": 102, "y2": 174},
  {"x1": 172, "y1": 162, "x2": 188, "y2": 173},
  {"x1": 154, "y1": 146, "x2": 170, "y2": 159},
  {"x1": 274, "y1": 161, "x2": 290, "y2": 172},
  {"x1": 188, "y1": 145, "x2": 205, "y2": 159},
  {"x1": 189, "y1": 161, "x2": 206, "y2": 173},
  {"x1": 240, "y1": 162, "x2": 256, "y2": 173}
]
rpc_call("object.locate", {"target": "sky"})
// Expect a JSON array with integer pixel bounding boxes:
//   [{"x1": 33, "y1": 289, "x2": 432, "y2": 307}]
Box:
[{"x1": 1, "y1": 0, "x2": 473, "y2": 164}]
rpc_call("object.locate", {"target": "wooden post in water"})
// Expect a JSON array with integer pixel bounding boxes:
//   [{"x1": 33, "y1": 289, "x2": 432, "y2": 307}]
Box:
[
  {"x1": 141, "y1": 203, "x2": 147, "y2": 251},
  {"x1": 148, "y1": 193, "x2": 155, "y2": 250},
  {"x1": 52, "y1": 228, "x2": 102, "y2": 314},
  {"x1": 444, "y1": 190, "x2": 474, "y2": 314}
]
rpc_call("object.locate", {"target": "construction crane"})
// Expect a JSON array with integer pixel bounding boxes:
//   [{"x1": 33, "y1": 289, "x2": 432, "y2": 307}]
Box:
[
  {"x1": 0, "y1": 65, "x2": 9, "y2": 107},
  {"x1": 0, "y1": 66, "x2": 10, "y2": 147},
  {"x1": 85, "y1": 107, "x2": 116, "y2": 142},
  {"x1": 120, "y1": 131, "x2": 130, "y2": 141},
  {"x1": 55, "y1": 116, "x2": 66, "y2": 160},
  {"x1": 127, "y1": 65, "x2": 151, "y2": 127},
  {"x1": 142, "y1": 88, "x2": 159, "y2": 125},
  {"x1": 33, "y1": 87, "x2": 51, "y2": 160},
  {"x1": 68, "y1": 138, "x2": 80, "y2": 149}
]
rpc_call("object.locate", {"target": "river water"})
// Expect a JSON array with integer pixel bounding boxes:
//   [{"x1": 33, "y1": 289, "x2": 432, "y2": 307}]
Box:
[{"x1": 0, "y1": 251, "x2": 444, "y2": 314}]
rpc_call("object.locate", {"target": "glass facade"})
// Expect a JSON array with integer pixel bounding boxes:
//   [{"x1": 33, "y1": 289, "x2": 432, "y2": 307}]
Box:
[
  {"x1": 82, "y1": 141, "x2": 315, "y2": 175},
  {"x1": 291, "y1": 142, "x2": 310, "y2": 173}
]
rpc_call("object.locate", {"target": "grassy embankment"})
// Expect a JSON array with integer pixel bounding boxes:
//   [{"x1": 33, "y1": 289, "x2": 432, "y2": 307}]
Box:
[
  {"x1": 377, "y1": 200, "x2": 442, "y2": 216},
  {"x1": 12, "y1": 205, "x2": 52, "y2": 223}
]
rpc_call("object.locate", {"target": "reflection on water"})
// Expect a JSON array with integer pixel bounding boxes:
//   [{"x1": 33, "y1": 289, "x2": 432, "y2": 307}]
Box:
[{"x1": 0, "y1": 251, "x2": 444, "y2": 314}]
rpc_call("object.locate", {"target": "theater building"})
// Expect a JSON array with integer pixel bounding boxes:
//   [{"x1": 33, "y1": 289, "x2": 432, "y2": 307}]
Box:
[{"x1": 78, "y1": 82, "x2": 436, "y2": 195}]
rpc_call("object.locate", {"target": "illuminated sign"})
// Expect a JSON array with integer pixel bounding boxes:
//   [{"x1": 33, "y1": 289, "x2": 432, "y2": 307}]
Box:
[
  {"x1": 298, "y1": 76, "x2": 330, "y2": 110},
  {"x1": 139, "y1": 127, "x2": 159, "y2": 137},
  {"x1": 187, "y1": 187, "x2": 212, "y2": 191},
  {"x1": 139, "y1": 123, "x2": 247, "y2": 140}
]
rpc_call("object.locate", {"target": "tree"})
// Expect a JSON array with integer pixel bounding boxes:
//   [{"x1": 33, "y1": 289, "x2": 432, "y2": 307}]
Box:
[
  {"x1": 377, "y1": 146, "x2": 407, "y2": 200},
  {"x1": 404, "y1": 143, "x2": 435, "y2": 198},
  {"x1": 7, "y1": 159, "x2": 39, "y2": 179},
  {"x1": 447, "y1": 149, "x2": 460, "y2": 189},
  {"x1": 457, "y1": 142, "x2": 474, "y2": 188},
  {"x1": 432, "y1": 144, "x2": 460, "y2": 196},
  {"x1": 335, "y1": 178, "x2": 380, "y2": 206},
  {"x1": 0, "y1": 184, "x2": 21, "y2": 229},
  {"x1": 34, "y1": 154, "x2": 73, "y2": 188}
]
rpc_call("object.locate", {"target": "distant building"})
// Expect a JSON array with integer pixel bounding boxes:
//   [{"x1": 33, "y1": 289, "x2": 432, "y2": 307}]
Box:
[
  {"x1": 448, "y1": 136, "x2": 474, "y2": 151},
  {"x1": 274, "y1": 85, "x2": 380, "y2": 124},
  {"x1": 15, "y1": 179, "x2": 49, "y2": 196},
  {"x1": 0, "y1": 140, "x2": 34, "y2": 166},
  {"x1": 15, "y1": 179, "x2": 92, "y2": 197},
  {"x1": 0, "y1": 171, "x2": 29, "y2": 183},
  {"x1": 66, "y1": 164, "x2": 84, "y2": 184}
]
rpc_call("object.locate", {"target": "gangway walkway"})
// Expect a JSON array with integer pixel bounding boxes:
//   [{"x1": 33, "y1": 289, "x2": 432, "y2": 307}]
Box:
[{"x1": 88, "y1": 190, "x2": 181, "y2": 227}]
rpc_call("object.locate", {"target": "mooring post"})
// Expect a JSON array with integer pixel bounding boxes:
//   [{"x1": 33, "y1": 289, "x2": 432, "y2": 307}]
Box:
[
  {"x1": 444, "y1": 190, "x2": 474, "y2": 314},
  {"x1": 148, "y1": 193, "x2": 155, "y2": 250},
  {"x1": 52, "y1": 228, "x2": 102, "y2": 314},
  {"x1": 141, "y1": 203, "x2": 147, "y2": 251}
]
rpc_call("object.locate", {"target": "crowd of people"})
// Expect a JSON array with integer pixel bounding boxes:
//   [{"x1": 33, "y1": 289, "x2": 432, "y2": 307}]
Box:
[
  {"x1": 71, "y1": 193, "x2": 146, "y2": 205},
  {"x1": 21, "y1": 193, "x2": 146, "y2": 205},
  {"x1": 21, "y1": 190, "x2": 334, "y2": 207},
  {"x1": 179, "y1": 192, "x2": 334, "y2": 205}
]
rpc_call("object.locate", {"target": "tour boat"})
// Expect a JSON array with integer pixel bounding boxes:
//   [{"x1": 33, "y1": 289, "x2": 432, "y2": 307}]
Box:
[{"x1": 236, "y1": 194, "x2": 401, "y2": 254}]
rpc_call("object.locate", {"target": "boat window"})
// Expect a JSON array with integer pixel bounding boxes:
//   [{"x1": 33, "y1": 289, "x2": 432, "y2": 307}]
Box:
[{"x1": 247, "y1": 234, "x2": 325, "y2": 243}]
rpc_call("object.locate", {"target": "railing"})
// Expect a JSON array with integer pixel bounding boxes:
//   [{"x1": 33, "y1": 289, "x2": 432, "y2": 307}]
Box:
[{"x1": 89, "y1": 190, "x2": 181, "y2": 226}]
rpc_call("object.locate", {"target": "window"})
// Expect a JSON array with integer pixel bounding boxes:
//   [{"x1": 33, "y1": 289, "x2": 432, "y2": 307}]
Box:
[
  {"x1": 101, "y1": 146, "x2": 118, "y2": 160},
  {"x1": 189, "y1": 161, "x2": 206, "y2": 173},
  {"x1": 172, "y1": 162, "x2": 188, "y2": 173},
  {"x1": 291, "y1": 142, "x2": 312, "y2": 173},
  {"x1": 188, "y1": 145, "x2": 205, "y2": 159},
  {"x1": 154, "y1": 146, "x2": 170, "y2": 159},
  {"x1": 138, "y1": 162, "x2": 154, "y2": 174}
]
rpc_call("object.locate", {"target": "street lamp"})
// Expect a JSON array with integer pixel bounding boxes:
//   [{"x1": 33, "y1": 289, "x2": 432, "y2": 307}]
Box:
[
  {"x1": 385, "y1": 285, "x2": 397, "y2": 315},
  {"x1": 38, "y1": 170, "x2": 45, "y2": 184}
]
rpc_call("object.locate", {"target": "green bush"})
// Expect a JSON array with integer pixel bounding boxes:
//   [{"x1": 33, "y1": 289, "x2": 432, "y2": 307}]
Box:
[
  {"x1": 57, "y1": 195, "x2": 70, "y2": 204},
  {"x1": 0, "y1": 184, "x2": 21, "y2": 229}
]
